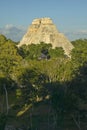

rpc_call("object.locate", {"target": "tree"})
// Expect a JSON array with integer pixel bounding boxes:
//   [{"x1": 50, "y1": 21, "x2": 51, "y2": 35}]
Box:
[
  {"x1": 0, "y1": 38, "x2": 22, "y2": 74},
  {"x1": 0, "y1": 113, "x2": 7, "y2": 130},
  {"x1": 71, "y1": 39, "x2": 87, "y2": 65},
  {"x1": 18, "y1": 42, "x2": 52, "y2": 60},
  {"x1": 0, "y1": 34, "x2": 7, "y2": 45}
]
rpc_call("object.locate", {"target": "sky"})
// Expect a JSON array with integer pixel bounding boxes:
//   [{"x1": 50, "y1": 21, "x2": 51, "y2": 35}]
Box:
[{"x1": 0, "y1": 0, "x2": 87, "y2": 41}]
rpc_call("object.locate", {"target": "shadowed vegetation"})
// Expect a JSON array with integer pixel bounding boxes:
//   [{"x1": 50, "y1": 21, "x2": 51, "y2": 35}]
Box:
[{"x1": 0, "y1": 35, "x2": 87, "y2": 130}]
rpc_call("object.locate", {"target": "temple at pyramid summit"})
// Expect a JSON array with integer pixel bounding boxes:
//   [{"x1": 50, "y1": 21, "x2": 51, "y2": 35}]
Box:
[{"x1": 18, "y1": 17, "x2": 74, "y2": 56}]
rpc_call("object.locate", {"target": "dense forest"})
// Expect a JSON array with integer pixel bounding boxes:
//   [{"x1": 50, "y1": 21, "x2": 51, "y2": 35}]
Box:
[{"x1": 0, "y1": 34, "x2": 87, "y2": 130}]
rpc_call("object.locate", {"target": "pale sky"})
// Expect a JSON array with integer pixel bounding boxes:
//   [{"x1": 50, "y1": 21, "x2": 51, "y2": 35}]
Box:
[{"x1": 0, "y1": 0, "x2": 87, "y2": 41}]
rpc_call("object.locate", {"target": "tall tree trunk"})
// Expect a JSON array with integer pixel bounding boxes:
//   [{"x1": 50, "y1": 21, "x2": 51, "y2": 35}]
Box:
[
  {"x1": 4, "y1": 84, "x2": 9, "y2": 115},
  {"x1": 71, "y1": 114, "x2": 81, "y2": 130},
  {"x1": 30, "y1": 105, "x2": 33, "y2": 130}
]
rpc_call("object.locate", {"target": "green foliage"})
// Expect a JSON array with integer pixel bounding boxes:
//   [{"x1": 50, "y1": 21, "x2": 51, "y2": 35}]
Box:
[
  {"x1": 0, "y1": 113, "x2": 7, "y2": 130},
  {"x1": 49, "y1": 47, "x2": 65, "y2": 58},
  {"x1": 71, "y1": 39, "x2": 87, "y2": 65},
  {"x1": 19, "y1": 42, "x2": 65, "y2": 60},
  {"x1": 19, "y1": 42, "x2": 52, "y2": 60},
  {"x1": 0, "y1": 35, "x2": 87, "y2": 129},
  {"x1": 0, "y1": 34, "x2": 7, "y2": 45},
  {"x1": 0, "y1": 38, "x2": 22, "y2": 74},
  {"x1": 70, "y1": 61, "x2": 87, "y2": 101}
]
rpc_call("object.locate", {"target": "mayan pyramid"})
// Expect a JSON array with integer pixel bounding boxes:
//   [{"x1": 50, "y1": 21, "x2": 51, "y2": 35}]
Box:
[{"x1": 18, "y1": 17, "x2": 74, "y2": 56}]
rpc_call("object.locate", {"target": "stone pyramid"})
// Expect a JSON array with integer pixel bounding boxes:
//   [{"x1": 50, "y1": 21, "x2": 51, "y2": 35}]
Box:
[{"x1": 18, "y1": 17, "x2": 74, "y2": 56}]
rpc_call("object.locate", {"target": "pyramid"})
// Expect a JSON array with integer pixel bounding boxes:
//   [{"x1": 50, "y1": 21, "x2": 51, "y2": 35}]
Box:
[{"x1": 18, "y1": 17, "x2": 74, "y2": 56}]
